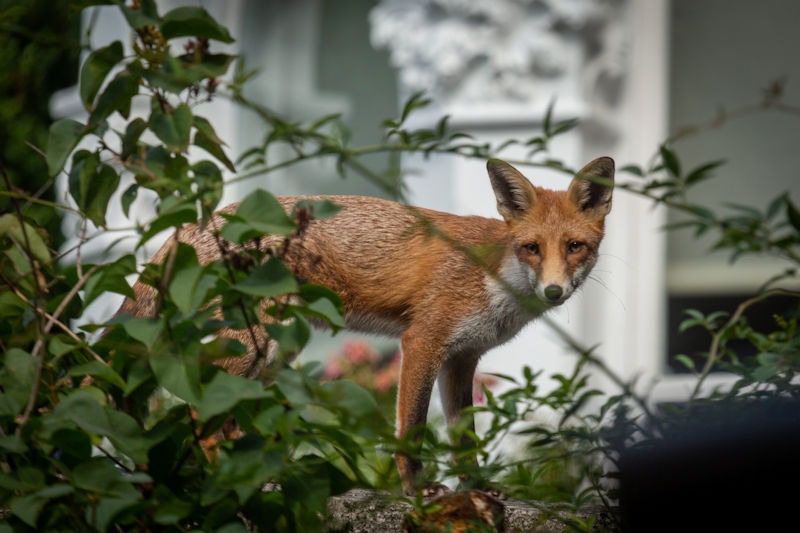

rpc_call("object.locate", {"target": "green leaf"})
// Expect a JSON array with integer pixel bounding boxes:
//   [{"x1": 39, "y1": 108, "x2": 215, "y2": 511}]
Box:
[
  {"x1": 46, "y1": 118, "x2": 85, "y2": 176},
  {"x1": 786, "y1": 197, "x2": 800, "y2": 233},
  {"x1": 0, "y1": 348, "x2": 37, "y2": 417},
  {"x1": 192, "y1": 116, "x2": 224, "y2": 146},
  {"x1": 659, "y1": 145, "x2": 681, "y2": 177},
  {"x1": 281, "y1": 456, "x2": 353, "y2": 520},
  {"x1": 297, "y1": 283, "x2": 342, "y2": 305},
  {"x1": 220, "y1": 189, "x2": 296, "y2": 241},
  {"x1": 121, "y1": 183, "x2": 138, "y2": 217},
  {"x1": 275, "y1": 367, "x2": 313, "y2": 408},
  {"x1": 123, "y1": 360, "x2": 154, "y2": 397},
  {"x1": 95, "y1": 497, "x2": 142, "y2": 533},
  {"x1": 48, "y1": 337, "x2": 77, "y2": 360},
  {"x1": 194, "y1": 124, "x2": 235, "y2": 172},
  {"x1": 310, "y1": 113, "x2": 341, "y2": 131},
  {"x1": 251, "y1": 404, "x2": 288, "y2": 436},
  {"x1": 160, "y1": 6, "x2": 235, "y2": 43},
  {"x1": 674, "y1": 354, "x2": 696, "y2": 371},
  {"x1": 301, "y1": 296, "x2": 346, "y2": 329},
  {"x1": 123, "y1": 317, "x2": 164, "y2": 349},
  {"x1": 234, "y1": 190, "x2": 293, "y2": 234},
  {"x1": 88, "y1": 70, "x2": 140, "y2": 128},
  {"x1": 73, "y1": 458, "x2": 146, "y2": 531},
  {"x1": 150, "y1": 103, "x2": 193, "y2": 153},
  {"x1": 144, "y1": 53, "x2": 236, "y2": 93},
  {"x1": 140, "y1": 146, "x2": 190, "y2": 190},
  {"x1": 80, "y1": 41, "x2": 124, "y2": 108},
  {"x1": 543, "y1": 98, "x2": 555, "y2": 136},
  {"x1": 152, "y1": 485, "x2": 193, "y2": 525},
  {"x1": 683, "y1": 204, "x2": 716, "y2": 221},
  {"x1": 141, "y1": 60, "x2": 191, "y2": 94},
  {"x1": 685, "y1": 160, "x2": 725, "y2": 186},
  {"x1": 117, "y1": 0, "x2": 160, "y2": 29},
  {"x1": 1, "y1": 466, "x2": 43, "y2": 491},
  {"x1": 213, "y1": 448, "x2": 279, "y2": 503},
  {"x1": 9, "y1": 484, "x2": 74, "y2": 527},
  {"x1": 292, "y1": 199, "x2": 342, "y2": 220},
  {"x1": 68, "y1": 151, "x2": 121, "y2": 227},
  {"x1": 83, "y1": 255, "x2": 136, "y2": 307},
  {"x1": 678, "y1": 309, "x2": 706, "y2": 333},
  {"x1": 0, "y1": 434, "x2": 27, "y2": 453},
  {"x1": 724, "y1": 202, "x2": 762, "y2": 218},
  {"x1": 169, "y1": 263, "x2": 217, "y2": 315},
  {"x1": 196, "y1": 372, "x2": 270, "y2": 421},
  {"x1": 752, "y1": 362, "x2": 779, "y2": 381},
  {"x1": 0, "y1": 290, "x2": 25, "y2": 323},
  {"x1": 0, "y1": 213, "x2": 51, "y2": 265},
  {"x1": 766, "y1": 193, "x2": 788, "y2": 221},
  {"x1": 162, "y1": 243, "x2": 208, "y2": 317},
  {"x1": 139, "y1": 199, "x2": 197, "y2": 246},
  {"x1": 756, "y1": 352, "x2": 781, "y2": 367},
  {"x1": 265, "y1": 314, "x2": 310, "y2": 356},
  {"x1": 620, "y1": 164, "x2": 644, "y2": 177},
  {"x1": 399, "y1": 91, "x2": 431, "y2": 123},
  {"x1": 181, "y1": 53, "x2": 236, "y2": 81},
  {"x1": 72, "y1": 457, "x2": 142, "y2": 498},
  {"x1": 552, "y1": 117, "x2": 579, "y2": 136},
  {"x1": 49, "y1": 429, "x2": 92, "y2": 468},
  {"x1": 46, "y1": 391, "x2": 159, "y2": 464},
  {"x1": 149, "y1": 353, "x2": 201, "y2": 405},
  {"x1": 120, "y1": 117, "x2": 148, "y2": 160},
  {"x1": 68, "y1": 149, "x2": 97, "y2": 199},
  {"x1": 68, "y1": 361, "x2": 127, "y2": 390},
  {"x1": 234, "y1": 257, "x2": 298, "y2": 298},
  {"x1": 320, "y1": 380, "x2": 380, "y2": 417},
  {"x1": 192, "y1": 160, "x2": 224, "y2": 212}
]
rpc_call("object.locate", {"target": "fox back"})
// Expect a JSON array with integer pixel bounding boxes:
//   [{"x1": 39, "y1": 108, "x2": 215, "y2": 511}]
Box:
[{"x1": 120, "y1": 157, "x2": 614, "y2": 494}]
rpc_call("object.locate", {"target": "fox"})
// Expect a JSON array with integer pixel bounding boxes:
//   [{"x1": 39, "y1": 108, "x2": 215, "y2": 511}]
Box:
[{"x1": 119, "y1": 156, "x2": 614, "y2": 495}]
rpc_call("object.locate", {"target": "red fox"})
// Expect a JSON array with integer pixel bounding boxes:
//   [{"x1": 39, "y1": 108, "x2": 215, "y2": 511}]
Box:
[{"x1": 120, "y1": 157, "x2": 614, "y2": 495}]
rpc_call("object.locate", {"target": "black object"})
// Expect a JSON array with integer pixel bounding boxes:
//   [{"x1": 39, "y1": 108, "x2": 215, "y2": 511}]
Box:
[{"x1": 617, "y1": 398, "x2": 800, "y2": 532}]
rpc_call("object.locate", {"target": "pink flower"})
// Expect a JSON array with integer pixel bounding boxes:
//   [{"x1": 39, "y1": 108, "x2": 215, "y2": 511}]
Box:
[
  {"x1": 372, "y1": 351, "x2": 400, "y2": 394},
  {"x1": 323, "y1": 357, "x2": 343, "y2": 380},
  {"x1": 342, "y1": 340, "x2": 379, "y2": 365},
  {"x1": 472, "y1": 372, "x2": 499, "y2": 404}
]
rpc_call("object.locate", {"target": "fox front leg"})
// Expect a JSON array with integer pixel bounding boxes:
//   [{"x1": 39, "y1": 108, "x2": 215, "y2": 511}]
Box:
[{"x1": 395, "y1": 327, "x2": 451, "y2": 496}]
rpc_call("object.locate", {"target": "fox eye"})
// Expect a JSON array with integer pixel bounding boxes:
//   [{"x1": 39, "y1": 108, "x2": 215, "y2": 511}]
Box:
[
  {"x1": 567, "y1": 241, "x2": 585, "y2": 254},
  {"x1": 524, "y1": 243, "x2": 540, "y2": 255}
]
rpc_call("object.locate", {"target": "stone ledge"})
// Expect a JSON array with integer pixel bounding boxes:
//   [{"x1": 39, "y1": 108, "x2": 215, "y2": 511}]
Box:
[{"x1": 325, "y1": 488, "x2": 618, "y2": 532}]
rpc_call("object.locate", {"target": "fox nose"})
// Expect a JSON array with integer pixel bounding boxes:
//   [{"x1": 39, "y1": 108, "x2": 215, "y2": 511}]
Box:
[{"x1": 544, "y1": 284, "x2": 563, "y2": 302}]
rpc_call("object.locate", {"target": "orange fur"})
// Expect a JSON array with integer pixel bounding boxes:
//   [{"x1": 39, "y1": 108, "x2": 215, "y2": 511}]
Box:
[{"x1": 120, "y1": 157, "x2": 614, "y2": 494}]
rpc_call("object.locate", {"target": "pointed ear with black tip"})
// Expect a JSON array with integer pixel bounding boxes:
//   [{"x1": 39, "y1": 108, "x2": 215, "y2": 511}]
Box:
[
  {"x1": 487, "y1": 159, "x2": 538, "y2": 221},
  {"x1": 568, "y1": 156, "x2": 614, "y2": 217}
]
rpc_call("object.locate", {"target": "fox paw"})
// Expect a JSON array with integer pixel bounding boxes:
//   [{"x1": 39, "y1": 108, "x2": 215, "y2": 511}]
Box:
[
  {"x1": 421, "y1": 482, "x2": 452, "y2": 498},
  {"x1": 456, "y1": 480, "x2": 506, "y2": 500},
  {"x1": 480, "y1": 487, "x2": 505, "y2": 500},
  {"x1": 403, "y1": 489, "x2": 506, "y2": 533}
]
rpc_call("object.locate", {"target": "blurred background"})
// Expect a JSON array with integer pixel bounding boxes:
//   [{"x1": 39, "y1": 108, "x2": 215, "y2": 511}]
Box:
[{"x1": 4, "y1": 0, "x2": 799, "y2": 410}]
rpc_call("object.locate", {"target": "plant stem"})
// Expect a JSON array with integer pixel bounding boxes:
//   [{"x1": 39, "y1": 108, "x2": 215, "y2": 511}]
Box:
[{"x1": 690, "y1": 288, "x2": 800, "y2": 398}]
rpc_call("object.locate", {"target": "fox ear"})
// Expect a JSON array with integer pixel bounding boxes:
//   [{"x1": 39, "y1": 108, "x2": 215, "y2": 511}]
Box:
[
  {"x1": 568, "y1": 156, "x2": 614, "y2": 217},
  {"x1": 487, "y1": 159, "x2": 538, "y2": 221}
]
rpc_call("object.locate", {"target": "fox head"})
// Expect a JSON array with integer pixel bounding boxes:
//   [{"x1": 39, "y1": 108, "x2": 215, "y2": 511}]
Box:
[{"x1": 487, "y1": 157, "x2": 614, "y2": 306}]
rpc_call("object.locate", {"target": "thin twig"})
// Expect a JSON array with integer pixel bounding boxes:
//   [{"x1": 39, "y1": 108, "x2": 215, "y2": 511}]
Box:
[
  {"x1": 11, "y1": 262, "x2": 108, "y2": 432},
  {"x1": 1, "y1": 165, "x2": 49, "y2": 433}
]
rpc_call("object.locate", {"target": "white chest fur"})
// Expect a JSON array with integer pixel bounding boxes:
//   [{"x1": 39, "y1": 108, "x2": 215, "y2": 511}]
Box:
[{"x1": 446, "y1": 255, "x2": 546, "y2": 355}]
